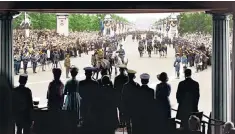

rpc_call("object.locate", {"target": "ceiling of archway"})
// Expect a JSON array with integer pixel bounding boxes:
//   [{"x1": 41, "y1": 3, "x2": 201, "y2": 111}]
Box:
[{"x1": 0, "y1": 1, "x2": 234, "y2": 13}]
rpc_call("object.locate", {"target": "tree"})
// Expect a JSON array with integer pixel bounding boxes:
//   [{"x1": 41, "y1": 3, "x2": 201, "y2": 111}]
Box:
[
  {"x1": 154, "y1": 12, "x2": 233, "y2": 35},
  {"x1": 13, "y1": 13, "x2": 128, "y2": 31}
]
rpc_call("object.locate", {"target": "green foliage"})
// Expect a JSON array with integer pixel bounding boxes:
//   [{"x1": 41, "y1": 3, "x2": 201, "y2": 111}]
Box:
[
  {"x1": 154, "y1": 12, "x2": 233, "y2": 35},
  {"x1": 13, "y1": 13, "x2": 129, "y2": 31},
  {"x1": 177, "y1": 12, "x2": 213, "y2": 35}
]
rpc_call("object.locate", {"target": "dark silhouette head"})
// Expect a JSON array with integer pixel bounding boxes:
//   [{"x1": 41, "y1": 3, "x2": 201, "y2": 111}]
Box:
[
  {"x1": 84, "y1": 67, "x2": 94, "y2": 78},
  {"x1": 52, "y1": 68, "x2": 62, "y2": 81},
  {"x1": 119, "y1": 64, "x2": 126, "y2": 74},
  {"x1": 70, "y1": 66, "x2": 78, "y2": 78},
  {"x1": 157, "y1": 72, "x2": 168, "y2": 83},
  {"x1": 101, "y1": 75, "x2": 110, "y2": 85},
  {"x1": 127, "y1": 69, "x2": 136, "y2": 81},
  {"x1": 101, "y1": 69, "x2": 108, "y2": 76},
  {"x1": 140, "y1": 73, "x2": 150, "y2": 85},
  {"x1": 19, "y1": 74, "x2": 28, "y2": 85},
  {"x1": 184, "y1": 69, "x2": 192, "y2": 78}
]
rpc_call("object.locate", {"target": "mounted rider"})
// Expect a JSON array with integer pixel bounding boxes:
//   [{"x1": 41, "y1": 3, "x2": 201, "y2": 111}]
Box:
[{"x1": 117, "y1": 44, "x2": 125, "y2": 64}]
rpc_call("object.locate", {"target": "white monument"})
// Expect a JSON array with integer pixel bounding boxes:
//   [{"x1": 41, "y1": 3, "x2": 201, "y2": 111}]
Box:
[
  {"x1": 103, "y1": 14, "x2": 113, "y2": 36},
  {"x1": 169, "y1": 13, "x2": 179, "y2": 39},
  {"x1": 56, "y1": 13, "x2": 69, "y2": 36},
  {"x1": 19, "y1": 12, "x2": 31, "y2": 38}
]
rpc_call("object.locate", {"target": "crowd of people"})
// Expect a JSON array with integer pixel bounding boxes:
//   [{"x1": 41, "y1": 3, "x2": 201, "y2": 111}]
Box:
[
  {"x1": 11, "y1": 29, "x2": 233, "y2": 134},
  {"x1": 13, "y1": 63, "x2": 202, "y2": 134},
  {"x1": 13, "y1": 29, "x2": 126, "y2": 75}
]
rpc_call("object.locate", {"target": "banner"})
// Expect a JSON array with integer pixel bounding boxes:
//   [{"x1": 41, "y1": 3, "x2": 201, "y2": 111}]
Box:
[{"x1": 100, "y1": 20, "x2": 104, "y2": 32}]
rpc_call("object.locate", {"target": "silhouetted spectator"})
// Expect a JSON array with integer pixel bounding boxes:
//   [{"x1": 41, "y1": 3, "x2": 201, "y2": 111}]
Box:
[
  {"x1": 139, "y1": 73, "x2": 155, "y2": 134},
  {"x1": 114, "y1": 64, "x2": 128, "y2": 127},
  {"x1": 223, "y1": 122, "x2": 235, "y2": 134},
  {"x1": 63, "y1": 66, "x2": 81, "y2": 121},
  {"x1": 78, "y1": 67, "x2": 99, "y2": 134},
  {"x1": 176, "y1": 69, "x2": 200, "y2": 129},
  {"x1": 155, "y1": 72, "x2": 172, "y2": 134},
  {"x1": 122, "y1": 69, "x2": 140, "y2": 134},
  {"x1": 13, "y1": 74, "x2": 33, "y2": 134},
  {"x1": 97, "y1": 69, "x2": 113, "y2": 87},
  {"x1": 97, "y1": 75, "x2": 119, "y2": 134},
  {"x1": 47, "y1": 68, "x2": 64, "y2": 110}
]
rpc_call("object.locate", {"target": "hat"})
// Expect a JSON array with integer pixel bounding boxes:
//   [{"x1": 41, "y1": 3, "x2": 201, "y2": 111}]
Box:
[
  {"x1": 140, "y1": 73, "x2": 150, "y2": 80},
  {"x1": 157, "y1": 72, "x2": 168, "y2": 82},
  {"x1": 19, "y1": 74, "x2": 28, "y2": 79},
  {"x1": 70, "y1": 66, "x2": 79, "y2": 72},
  {"x1": 118, "y1": 64, "x2": 127, "y2": 69},
  {"x1": 52, "y1": 68, "x2": 62, "y2": 74},
  {"x1": 127, "y1": 69, "x2": 136, "y2": 74},
  {"x1": 84, "y1": 67, "x2": 95, "y2": 72}
]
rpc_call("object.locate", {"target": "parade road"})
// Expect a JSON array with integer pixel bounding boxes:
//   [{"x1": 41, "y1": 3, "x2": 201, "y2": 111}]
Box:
[{"x1": 13, "y1": 35, "x2": 212, "y2": 121}]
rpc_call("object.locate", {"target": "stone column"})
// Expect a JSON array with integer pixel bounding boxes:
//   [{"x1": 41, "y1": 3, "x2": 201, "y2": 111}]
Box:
[
  {"x1": 211, "y1": 12, "x2": 230, "y2": 134},
  {"x1": 0, "y1": 11, "x2": 18, "y2": 134},
  {"x1": 231, "y1": 13, "x2": 235, "y2": 124}
]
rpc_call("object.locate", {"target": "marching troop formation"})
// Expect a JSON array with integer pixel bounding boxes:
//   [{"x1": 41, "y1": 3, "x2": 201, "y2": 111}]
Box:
[{"x1": 133, "y1": 31, "x2": 212, "y2": 78}]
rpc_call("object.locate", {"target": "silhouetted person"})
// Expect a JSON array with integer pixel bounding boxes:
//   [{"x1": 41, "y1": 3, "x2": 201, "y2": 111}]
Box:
[
  {"x1": 98, "y1": 75, "x2": 119, "y2": 134},
  {"x1": 97, "y1": 69, "x2": 113, "y2": 87},
  {"x1": 155, "y1": 72, "x2": 172, "y2": 134},
  {"x1": 176, "y1": 69, "x2": 200, "y2": 130},
  {"x1": 79, "y1": 67, "x2": 99, "y2": 134},
  {"x1": 47, "y1": 68, "x2": 64, "y2": 110},
  {"x1": 224, "y1": 122, "x2": 235, "y2": 134},
  {"x1": 114, "y1": 64, "x2": 128, "y2": 127},
  {"x1": 122, "y1": 69, "x2": 140, "y2": 134},
  {"x1": 63, "y1": 66, "x2": 81, "y2": 121},
  {"x1": 13, "y1": 74, "x2": 33, "y2": 134},
  {"x1": 139, "y1": 73, "x2": 155, "y2": 134}
]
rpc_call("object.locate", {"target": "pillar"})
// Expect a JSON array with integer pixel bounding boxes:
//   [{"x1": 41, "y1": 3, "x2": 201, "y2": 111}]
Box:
[
  {"x1": 0, "y1": 11, "x2": 18, "y2": 134},
  {"x1": 211, "y1": 12, "x2": 230, "y2": 134},
  {"x1": 231, "y1": 13, "x2": 235, "y2": 124}
]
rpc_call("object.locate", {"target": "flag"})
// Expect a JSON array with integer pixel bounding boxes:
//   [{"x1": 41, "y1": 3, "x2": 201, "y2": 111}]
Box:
[{"x1": 100, "y1": 20, "x2": 104, "y2": 32}]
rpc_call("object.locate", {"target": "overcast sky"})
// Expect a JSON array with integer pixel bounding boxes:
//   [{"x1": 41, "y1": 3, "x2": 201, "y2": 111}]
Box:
[{"x1": 116, "y1": 13, "x2": 177, "y2": 30}]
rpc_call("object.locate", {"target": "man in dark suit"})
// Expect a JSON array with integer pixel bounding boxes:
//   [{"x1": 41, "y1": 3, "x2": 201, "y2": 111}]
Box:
[{"x1": 176, "y1": 69, "x2": 200, "y2": 130}]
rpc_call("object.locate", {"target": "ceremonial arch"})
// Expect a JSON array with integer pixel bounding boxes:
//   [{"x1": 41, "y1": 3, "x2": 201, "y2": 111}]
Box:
[{"x1": 0, "y1": 1, "x2": 235, "y2": 134}]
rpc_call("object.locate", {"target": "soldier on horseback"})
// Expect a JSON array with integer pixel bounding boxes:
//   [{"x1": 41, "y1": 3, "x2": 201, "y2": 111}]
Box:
[{"x1": 117, "y1": 44, "x2": 125, "y2": 64}]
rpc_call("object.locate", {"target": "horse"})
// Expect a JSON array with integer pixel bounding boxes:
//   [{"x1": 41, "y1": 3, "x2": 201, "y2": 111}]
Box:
[
  {"x1": 91, "y1": 55, "x2": 111, "y2": 79},
  {"x1": 111, "y1": 52, "x2": 128, "y2": 75}
]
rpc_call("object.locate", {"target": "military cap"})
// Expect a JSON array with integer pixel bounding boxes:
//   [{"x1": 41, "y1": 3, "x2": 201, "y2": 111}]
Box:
[
  {"x1": 52, "y1": 68, "x2": 62, "y2": 74},
  {"x1": 118, "y1": 64, "x2": 127, "y2": 69},
  {"x1": 127, "y1": 69, "x2": 136, "y2": 74},
  {"x1": 19, "y1": 74, "x2": 28, "y2": 79},
  {"x1": 140, "y1": 73, "x2": 150, "y2": 80},
  {"x1": 84, "y1": 67, "x2": 95, "y2": 72}
]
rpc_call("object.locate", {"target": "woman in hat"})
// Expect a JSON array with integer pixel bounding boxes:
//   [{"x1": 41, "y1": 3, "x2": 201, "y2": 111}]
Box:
[
  {"x1": 97, "y1": 75, "x2": 119, "y2": 134},
  {"x1": 63, "y1": 66, "x2": 81, "y2": 122},
  {"x1": 154, "y1": 72, "x2": 171, "y2": 133}
]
